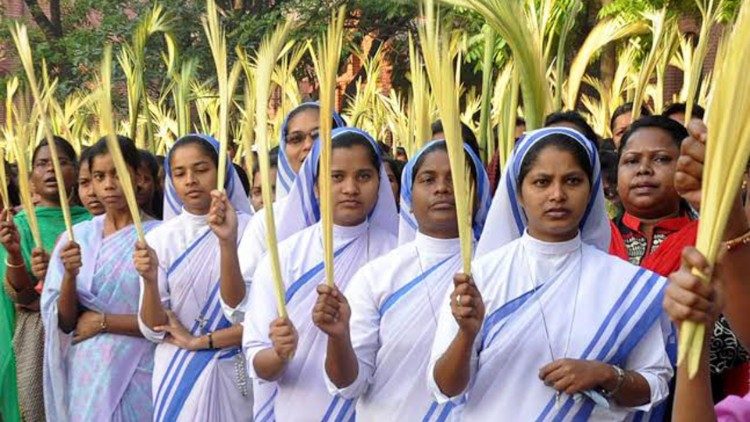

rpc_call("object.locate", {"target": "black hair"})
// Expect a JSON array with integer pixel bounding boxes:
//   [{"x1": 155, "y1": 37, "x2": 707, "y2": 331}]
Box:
[
  {"x1": 332, "y1": 132, "x2": 380, "y2": 170},
  {"x1": 233, "y1": 163, "x2": 251, "y2": 196},
  {"x1": 315, "y1": 132, "x2": 381, "y2": 180},
  {"x1": 383, "y1": 157, "x2": 403, "y2": 185},
  {"x1": 286, "y1": 103, "x2": 320, "y2": 127},
  {"x1": 32, "y1": 136, "x2": 78, "y2": 168},
  {"x1": 138, "y1": 149, "x2": 164, "y2": 219},
  {"x1": 87, "y1": 135, "x2": 140, "y2": 172},
  {"x1": 618, "y1": 115, "x2": 689, "y2": 156},
  {"x1": 517, "y1": 134, "x2": 593, "y2": 191},
  {"x1": 252, "y1": 149, "x2": 279, "y2": 178},
  {"x1": 79, "y1": 146, "x2": 94, "y2": 168},
  {"x1": 515, "y1": 117, "x2": 526, "y2": 127},
  {"x1": 544, "y1": 111, "x2": 600, "y2": 145},
  {"x1": 411, "y1": 141, "x2": 478, "y2": 188},
  {"x1": 599, "y1": 138, "x2": 617, "y2": 152},
  {"x1": 168, "y1": 135, "x2": 220, "y2": 169},
  {"x1": 396, "y1": 146, "x2": 407, "y2": 156},
  {"x1": 663, "y1": 102, "x2": 705, "y2": 120},
  {"x1": 376, "y1": 141, "x2": 393, "y2": 158},
  {"x1": 599, "y1": 149, "x2": 619, "y2": 187},
  {"x1": 430, "y1": 120, "x2": 481, "y2": 157},
  {"x1": 610, "y1": 102, "x2": 652, "y2": 130}
]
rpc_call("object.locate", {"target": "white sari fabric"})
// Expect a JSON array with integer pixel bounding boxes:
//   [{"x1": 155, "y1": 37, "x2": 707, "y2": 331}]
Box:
[
  {"x1": 428, "y1": 233, "x2": 674, "y2": 420},
  {"x1": 428, "y1": 127, "x2": 675, "y2": 421},
  {"x1": 138, "y1": 134, "x2": 254, "y2": 422},
  {"x1": 138, "y1": 211, "x2": 253, "y2": 422},
  {"x1": 244, "y1": 222, "x2": 397, "y2": 422},
  {"x1": 328, "y1": 232, "x2": 463, "y2": 421}
]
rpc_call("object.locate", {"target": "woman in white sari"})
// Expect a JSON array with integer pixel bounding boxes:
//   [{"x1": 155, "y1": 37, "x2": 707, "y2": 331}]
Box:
[
  {"x1": 429, "y1": 127, "x2": 675, "y2": 421},
  {"x1": 135, "y1": 134, "x2": 254, "y2": 422},
  {"x1": 312, "y1": 140, "x2": 491, "y2": 421},
  {"x1": 243, "y1": 128, "x2": 398, "y2": 422}
]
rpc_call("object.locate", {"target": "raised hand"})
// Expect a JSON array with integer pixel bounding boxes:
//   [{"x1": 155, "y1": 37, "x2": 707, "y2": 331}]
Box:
[
  {"x1": 60, "y1": 241, "x2": 82, "y2": 277},
  {"x1": 0, "y1": 209, "x2": 21, "y2": 257},
  {"x1": 269, "y1": 317, "x2": 298, "y2": 362},
  {"x1": 675, "y1": 120, "x2": 707, "y2": 211},
  {"x1": 133, "y1": 241, "x2": 159, "y2": 283},
  {"x1": 450, "y1": 273, "x2": 485, "y2": 338},
  {"x1": 30, "y1": 247, "x2": 50, "y2": 280},
  {"x1": 208, "y1": 190, "x2": 238, "y2": 244},
  {"x1": 664, "y1": 246, "x2": 722, "y2": 328},
  {"x1": 312, "y1": 283, "x2": 351, "y2": 339}
]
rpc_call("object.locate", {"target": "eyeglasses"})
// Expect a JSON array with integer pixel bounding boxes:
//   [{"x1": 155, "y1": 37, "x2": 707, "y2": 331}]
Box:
[
  {"x1": 285, "y1": 129, "x2": 319, "y2": 146},
  {"x1": 34, "y1": 158, "x2": 74, "y2": 170}
]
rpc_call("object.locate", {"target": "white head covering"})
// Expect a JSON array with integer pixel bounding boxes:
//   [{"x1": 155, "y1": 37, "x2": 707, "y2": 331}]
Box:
[
  {"x1": 475, "y1": 127, "x2": 610, "y2": 257},
  {"x1": 398, "y1": 140, "x2": 492, "y2": 245},
  {"x1": 163, "y1": 134, "x2": 253, "y2": 220},
  {"x1": 275, "y1": 127, "x2": 398, "y2": 242},
  {"x1": 276, "y1": 102, "x2": 347, "y2": 199}
]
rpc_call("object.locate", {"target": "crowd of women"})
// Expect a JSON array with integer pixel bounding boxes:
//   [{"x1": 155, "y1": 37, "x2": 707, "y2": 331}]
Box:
[{"x1": 1, "y1": 100, "x2": 749, "y2": 421}]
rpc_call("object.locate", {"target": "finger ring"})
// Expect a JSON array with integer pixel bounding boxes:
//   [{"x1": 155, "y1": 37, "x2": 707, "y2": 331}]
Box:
[{"x1": 456, "y1": 294, "x2": 462, "y2": 307}]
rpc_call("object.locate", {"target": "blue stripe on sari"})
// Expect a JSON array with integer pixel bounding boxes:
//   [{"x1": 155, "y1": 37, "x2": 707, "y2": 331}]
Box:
[
  {"x1": 154, "y1": 282, "x2": 222, "y2": 421},
  {"x1": 284, "y1": 239, "x2": 356, "y2": 303},
  {"x1": 255, "y1": 388, "x2": 278, "y2": 421},
  {"x1": 540, "y1": 270, "x2": 665, "y2": 421},
  {"x1": 378, "y1": 256, "x2": 452, "y2": 316},
  {"x1": 480, "y1": 284, "x2": 546, "y2": 350},
  {"x1": 166, "y1": 229, "x2": 213, "y2": 276},
  {"x1": 335, "y1": 399, "x2": 354, "y2": 422},
  {"x1": 435, "y1": 402, "x2": 456, "y2": 422},
  {"x1": 422, "y1": 402, "x2": 438, "y2": 421},
  {"x1": 322, "y1": 396, "x2": 340, "y2": 422},
  {"x1": 158, "y1": 300, "x2": 231, "y2": 421}
]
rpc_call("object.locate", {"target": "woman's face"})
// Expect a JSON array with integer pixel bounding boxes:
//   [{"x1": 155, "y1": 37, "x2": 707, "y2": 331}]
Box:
[
  {"x1": 91, "y1": 153, "x2": 134, "y2": 214},
  {"x1": 411, "y1": 150, "x2": 460, "y2": 239},
  {"x1": 285, "y1": 109, "x2": 320, "y2": 174},
  {"x1": 617, "y1": 127, "x2": 681, "y2": 220},
  {"x1": 519, "y1": 146, "x2": 591, "y2": 242},
  {"x1": 78, "y1": 160, "x2": 105, "y2": 215},
  {"x1": 136, "y1": 161, "x2": 156, "y2": 210},
  {"x1": 384, "y1": 163, "x2": 400, "y2": 205},
  {"x1": 251, "y1": 167, "x2": 277, "y2": 211},
  {"x1": 169, "y1": 144, "x2": 218, "y2": 215},
  {"x1": 317, "y1": 145, "x2": 380, "y2": 227},
  {"x1": 612, "y1": 113, "x2": 633, "y2": 147},
  {"x1": 30, "y1": 145, "x2": 77, "y2": 205}
]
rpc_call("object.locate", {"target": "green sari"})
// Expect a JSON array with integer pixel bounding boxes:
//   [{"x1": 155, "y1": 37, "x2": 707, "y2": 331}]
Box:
[{"x1": 0, "y1": 206, "x2": 91, "y2": 422}]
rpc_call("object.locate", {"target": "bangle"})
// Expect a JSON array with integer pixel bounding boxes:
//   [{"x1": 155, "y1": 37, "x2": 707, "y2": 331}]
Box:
[
  {"x1": 602, "y1": 365, "x2": 626, "y2": 398},
  {"x1": 207, "y1": 332, "x2": 214, "y2": 349},
  {"x1": 5, "y1": 258, "x2": 25, "y2": 268},
  {"x1": 100, "y1": 313, "x2": 108, "y2": 333},
  {"x1": 724, "y1": 228, "x2": 750, "y2": 251}
]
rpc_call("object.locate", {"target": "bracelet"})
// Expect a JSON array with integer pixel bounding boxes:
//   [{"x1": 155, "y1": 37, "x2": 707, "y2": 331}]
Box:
[
  {"x1": 100, "y1": 312, "x2": 108, "y2": 333},
  {"x1": 5, "y1": 258, "x2": 25, "y2": 269},
  {"x1": 602, "y1": 365, "x2": 626, "y2": 398},
  {"x1": 724, "y1": 228, "x2": 750, "y2": 251},
  {"x1": 207, "y1": 332, "x2": 214, "y2": 349}
]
